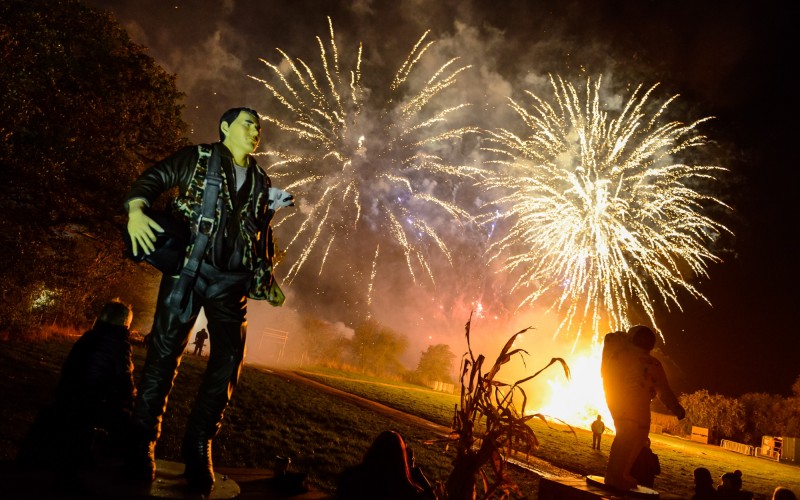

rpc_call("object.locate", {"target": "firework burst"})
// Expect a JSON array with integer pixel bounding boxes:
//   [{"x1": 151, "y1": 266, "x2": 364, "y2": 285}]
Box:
[
  {"x1": 481, "y1": 75, "x2": 731, "y2": 344},
  {"x1": 250, "y1": 18, "x2": 479, "y2": 300}
]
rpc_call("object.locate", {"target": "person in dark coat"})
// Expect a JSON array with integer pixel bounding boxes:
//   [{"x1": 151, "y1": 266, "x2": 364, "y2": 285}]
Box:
[
  {"x1": 630, "y1": 438, "x2": 660, "y2": 488},
  {"x1": 17, "y1": 299, "x2": 136, "y2": 487},
  {"x1": 772, "y1": 487, "x2": 798, "y2": 500},
  {"x1": 718, "y1": 470, "x2": 754, "y2": 499},
  {"x1": 55, "y1": 300, "x2": 136, "y2": 436},
  {"x1": 337, "y1": 430, "x2": 435, "y2": 500},
  {"x1": 192, "y1": 328, "x2": 208, "y2": 356},
  {"x1": 591, "y1": 415, "x2": 606, "y2": 450},
  {"x1": 692, "y1": 467, "x2": 718, "y2": 500}
]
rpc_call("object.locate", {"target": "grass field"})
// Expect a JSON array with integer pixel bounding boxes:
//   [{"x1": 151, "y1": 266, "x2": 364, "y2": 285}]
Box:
[
  {"x1": 295, "y1": 367, "x2": 800, "y2": 499},
  {"x1": 1, "y1": 337, "x2": 798, "y2": 499}
]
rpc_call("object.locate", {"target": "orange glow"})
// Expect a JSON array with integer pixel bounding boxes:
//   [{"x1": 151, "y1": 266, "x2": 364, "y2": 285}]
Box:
[{"x1": 535, "y1": 345, "x2": 615, "y2": 432}]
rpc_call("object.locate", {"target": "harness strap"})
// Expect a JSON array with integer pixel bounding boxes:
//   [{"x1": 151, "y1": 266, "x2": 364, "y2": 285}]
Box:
[{"x1": 166, "y1": 147, "x2": 222, "y2": 316}]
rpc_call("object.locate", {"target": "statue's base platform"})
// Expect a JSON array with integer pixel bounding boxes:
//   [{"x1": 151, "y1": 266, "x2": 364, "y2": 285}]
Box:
[
  {"x1": 73, "y1": 459, "x2": 241, "y2": 499},
  {"x1": 147, "y1": 459, "x2": 241, "y2": 498},
  {"x1": 216, "y1": 466, "x2": 330, "y2": 499},
  {"x1": 538, "y1": 475, "x2": 659, "y2": 499},
  {"x1": 2, "y1": 459, "x2": 331, "y2": 499}
]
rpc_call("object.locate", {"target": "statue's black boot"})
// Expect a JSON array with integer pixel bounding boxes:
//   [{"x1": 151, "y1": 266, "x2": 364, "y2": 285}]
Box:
[
  {"x1": 181, "y1": 436, "x2": 215, "y2": 493},
  {"x1": 124, "y1": 437, "x2": 157, "y2": 482}
]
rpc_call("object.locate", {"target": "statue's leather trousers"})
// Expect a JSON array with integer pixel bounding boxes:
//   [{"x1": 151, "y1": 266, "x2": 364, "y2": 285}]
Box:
[{"x1": 133, "y1": 263, "x2": 250, "y2": 442}]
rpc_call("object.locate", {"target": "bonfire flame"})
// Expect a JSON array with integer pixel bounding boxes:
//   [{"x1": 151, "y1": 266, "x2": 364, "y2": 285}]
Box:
[{"x1": 536, "y1": 345, "x2": 615, "y2": 432}]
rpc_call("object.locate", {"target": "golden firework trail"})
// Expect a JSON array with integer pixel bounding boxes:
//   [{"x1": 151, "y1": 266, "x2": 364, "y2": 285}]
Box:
[
  {"x1": 481, "y1": 75, "x2": 732, "y2": 344},
  {"x1": 250, "y1": 18, "x2": 479, "y2": 293}
]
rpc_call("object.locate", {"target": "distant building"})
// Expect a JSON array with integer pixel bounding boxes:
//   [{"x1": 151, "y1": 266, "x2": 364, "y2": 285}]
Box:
[{"x1": 760, "y1": 436, "x2": 800, "y2": 462}]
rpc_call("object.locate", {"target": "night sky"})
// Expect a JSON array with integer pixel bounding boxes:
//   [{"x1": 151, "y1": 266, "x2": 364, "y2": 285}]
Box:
[{"x1": 84, "y1": 0, "x2": 798, "y2": 397}]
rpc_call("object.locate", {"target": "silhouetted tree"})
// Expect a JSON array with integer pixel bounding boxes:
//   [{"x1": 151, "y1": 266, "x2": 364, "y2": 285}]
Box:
[
  {"x1": 680, "y1": 390, "x2": 745, "y2": 443},
  {"x1": 740, "y1": 392, "x2": 783, "y2": 445},
  {"x1": 296, "y1": 315, "x2": 349, "y2": 366},
  {"x1": 781, "y1": 375, "x2": 800, "y2": 437},
  {"x1": 0, "y1": 0, "x2": 187, "y2": 333},
  {"x1": 350, "y1": 318, "x2": 408, "y2": 377},
  {"x1": 414, "y1": 343, "x2": 456, "y2": 386}
]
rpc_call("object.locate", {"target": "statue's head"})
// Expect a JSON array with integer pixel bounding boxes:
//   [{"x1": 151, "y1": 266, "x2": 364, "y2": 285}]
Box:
[{"x1": 628, "y1": 324, "x2": 656, "y2": 351}]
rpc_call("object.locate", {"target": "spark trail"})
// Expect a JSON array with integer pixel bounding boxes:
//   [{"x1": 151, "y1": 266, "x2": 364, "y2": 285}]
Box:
[
  {"x1": 250, "y1": 18, "x2": 479, "y2": 301},
  {"x1": 482, "y1": 75, "x2": 731, "y2": 345}
]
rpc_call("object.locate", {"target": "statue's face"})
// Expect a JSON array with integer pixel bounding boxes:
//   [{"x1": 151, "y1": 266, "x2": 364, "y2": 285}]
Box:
[{"x1": 222, "y1": 111, "x2": 261, "y2": 155}]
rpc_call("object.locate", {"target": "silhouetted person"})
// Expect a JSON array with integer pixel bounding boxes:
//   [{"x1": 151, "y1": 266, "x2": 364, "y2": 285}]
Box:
[
  {"x1": 591, "y1": 414, "x2": 605, "y2": 450},
  {"x1": 17, "y1": 300, "x2": 136, "y2": 489},
  {"x1": 734, "y1": 470, "x2": 755, "y2": 499},
  {"x1": 337, "y1": 430, "x2": 435, "y2": 500},
  {"x1": 718, "y1": 470, "x2": 754, "y2": 499},
  {"x1": 773, "y1": 487, "x2": 798, "y2": 500},
  {"x1": 601, "y1": 325, "x2": 685, "y2": 491},
  {"x1": 123, "y1": 107, "x2": 293, "y2": 493},
  {"x1": 192, "y1": 328, "x2": 208, "y2": 356},
  {"x1": 692, "y1": 467, "x2": 717, "y2": 500},
  {"x1": 630, "y1": 438, "x2": 660, "y2": 488}
]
